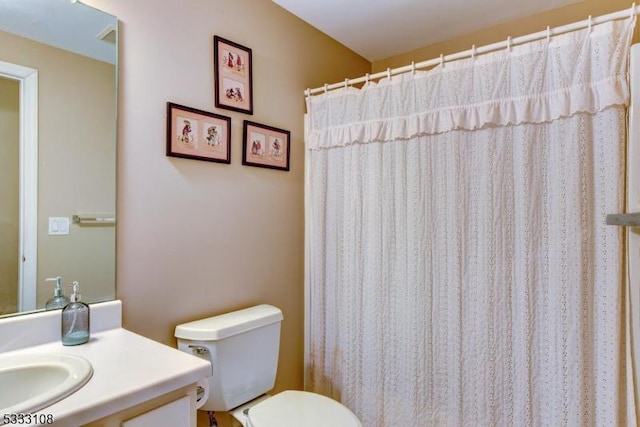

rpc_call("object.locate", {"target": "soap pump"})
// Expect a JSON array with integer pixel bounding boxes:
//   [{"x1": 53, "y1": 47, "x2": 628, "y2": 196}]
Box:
[
  {"x1": 45, "y1": 276, "x2": 69, "y2": 310},
  {"x1": 61, "y1": 281, "x2": 90, "y2": 346}
]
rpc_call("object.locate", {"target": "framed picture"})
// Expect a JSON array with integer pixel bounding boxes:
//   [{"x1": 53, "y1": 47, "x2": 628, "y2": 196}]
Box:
[
  {"x1": 214, "y1": 36, "x2": 253, "y2": 115},
  {"x1": 242, "y1": 121, "x2": 290, "y2": 171},
  {"x1": 166, "y1": 102, "x2": 231, "y2": 164}
]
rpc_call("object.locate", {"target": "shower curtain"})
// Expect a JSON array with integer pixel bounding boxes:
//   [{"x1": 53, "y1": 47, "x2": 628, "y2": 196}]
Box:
[{"x1": 305, "y1": 18, "x2": 637, "y2": 427}]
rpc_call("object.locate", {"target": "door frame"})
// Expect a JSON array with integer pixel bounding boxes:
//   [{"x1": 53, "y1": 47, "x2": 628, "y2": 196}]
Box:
[{"x1": 0, "y1": 60, "x2": 38, "y2": 312}]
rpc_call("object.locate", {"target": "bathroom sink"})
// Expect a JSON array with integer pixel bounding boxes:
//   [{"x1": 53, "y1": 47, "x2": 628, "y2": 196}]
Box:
[{"x1": 0, "y1": 352, "x2": 93, "y2": 417}]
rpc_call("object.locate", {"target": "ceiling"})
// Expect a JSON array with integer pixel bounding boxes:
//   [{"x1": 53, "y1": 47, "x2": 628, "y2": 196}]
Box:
[
  {"x1": 271, "y1": 0, "x2": 583, "y2": 61},
  {"x1": 0, "y1": 0, "x2": 116, "y2": 64}
]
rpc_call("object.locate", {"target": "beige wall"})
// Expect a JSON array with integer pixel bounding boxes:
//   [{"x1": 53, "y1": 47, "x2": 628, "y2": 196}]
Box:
[
  {"x1": 0, "y1": 77, "x2": 19, "y2": 315},
  {"x1": 374, "y1": 0, "x2": 639, "y2": 71},
  {"x1": 0, "y1": 31, "x2": 117, "y2": 309},
  {"x1": 81, "y1": 1, "x2": 369, "y2": 425}
]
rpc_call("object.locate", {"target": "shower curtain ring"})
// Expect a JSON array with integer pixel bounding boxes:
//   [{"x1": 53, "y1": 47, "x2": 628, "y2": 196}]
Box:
[
  {"x1": 387, "y1": 68, "x2": 391, "y2": 80},
  {"x1": 546, "y1": 26, "x2": 551, "y2": 43},
  {"x1": 411, "y1": 61, "x2": 416, "y2": 75},
  {"x1": 632, "y1": 3, "x2": 637, "y2": 18},
  {"x1": 471, "y1": 45, "x2": 476, "y2": 59},
  {"x1": 588, "y1": 15, "x2": 592, "y2": 32},
  {"x1": 344, "y1": 78, "x2": 349, "y2": 89},
  {"x1": 365, "y1": 73, "x2": 370, "y2": 84},
  {"x1": 507, "y1": 36, "x2": 512, "y2": 52},
  {"x1": 440, "y1": 54, "x2": 445, "y2": 68},
  {"x1": 324, "y1": 84, "x2": 329, "y2": 94}
]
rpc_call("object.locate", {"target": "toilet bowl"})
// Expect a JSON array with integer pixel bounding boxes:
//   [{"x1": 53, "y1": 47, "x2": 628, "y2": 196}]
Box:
[
  {"x1": 174, "y1": 305, "x2": 361, "y2": 427},
  {"x1": 241, "y1": 390, "x2": 360, "y2": 427},
  {"x1": 228, "y1": 390, "x2": 360, "y2": 427}
]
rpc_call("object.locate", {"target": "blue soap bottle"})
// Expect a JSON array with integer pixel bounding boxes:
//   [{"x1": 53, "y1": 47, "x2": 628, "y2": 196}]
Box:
[
  {"x1": 61, "y1": 281, "x2": 90, "y2": 346},
  {"x1": 45, "y1": 276, "x2": 70, "y2": 310}
]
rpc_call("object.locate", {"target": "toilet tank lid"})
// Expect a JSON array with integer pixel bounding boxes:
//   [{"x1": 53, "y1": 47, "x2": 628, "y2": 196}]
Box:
[{"x1": 175, "y1": 304, "x2": 283, "y2": 341}]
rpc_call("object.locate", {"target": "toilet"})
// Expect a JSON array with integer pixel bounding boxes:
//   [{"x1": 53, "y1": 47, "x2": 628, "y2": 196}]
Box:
[{"x1": 174, "y1": 304, "x2": 361, "y2": 427}]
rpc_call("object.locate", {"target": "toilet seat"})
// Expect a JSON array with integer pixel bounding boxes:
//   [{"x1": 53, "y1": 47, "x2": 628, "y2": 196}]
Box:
[{"x1": 247, "y1": 390, "x2": 361, "y2": 427}]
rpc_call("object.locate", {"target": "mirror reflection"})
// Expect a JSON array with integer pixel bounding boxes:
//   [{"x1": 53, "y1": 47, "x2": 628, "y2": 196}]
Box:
[{"x1": 0, "y1": 0, "x2": 117, "y2": 316}]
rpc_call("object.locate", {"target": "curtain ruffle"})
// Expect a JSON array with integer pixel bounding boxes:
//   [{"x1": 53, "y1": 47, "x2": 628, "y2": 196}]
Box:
[{"x1": 305, "y1": 18, "x2": 635, "y2": 150}]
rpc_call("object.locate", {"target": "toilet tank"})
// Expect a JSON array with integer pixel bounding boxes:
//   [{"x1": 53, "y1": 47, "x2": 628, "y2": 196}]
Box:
[{"x1": 175, "y1": 304, "x2": 283, "y2": 411}]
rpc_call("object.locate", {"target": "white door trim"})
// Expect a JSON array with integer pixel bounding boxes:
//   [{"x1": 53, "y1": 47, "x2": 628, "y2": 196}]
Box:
[{"x1": 0, "y1": 60, "x2": 38, "y2": 312}]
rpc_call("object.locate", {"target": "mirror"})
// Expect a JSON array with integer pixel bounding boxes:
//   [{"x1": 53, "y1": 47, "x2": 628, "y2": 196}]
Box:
[{"x1": 0, "y1": 0, "x2": 117, "y2": 316}]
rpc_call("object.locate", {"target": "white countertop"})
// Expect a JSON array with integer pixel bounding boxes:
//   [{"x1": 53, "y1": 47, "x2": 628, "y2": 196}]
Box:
[{"x1": 0, "y1": 302, "x2": 211, "y2": 426}]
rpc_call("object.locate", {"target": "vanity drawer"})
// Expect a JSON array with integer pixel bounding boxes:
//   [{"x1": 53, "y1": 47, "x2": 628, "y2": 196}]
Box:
[
  {"x1": 83, "y1": 385, "x2": 197, "y2": 427},
  {"x1": 122, "y1": 395, "x2": 191, "y2": 427}
]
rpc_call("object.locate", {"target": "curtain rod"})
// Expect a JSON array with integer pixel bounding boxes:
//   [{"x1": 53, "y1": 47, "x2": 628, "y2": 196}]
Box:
[{"x1": 305, "y1": 3, "x2": 639, "y2": 96}]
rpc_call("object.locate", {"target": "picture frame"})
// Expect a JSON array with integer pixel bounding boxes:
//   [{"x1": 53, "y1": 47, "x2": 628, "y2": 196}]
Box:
[
  {"x1": 242, "y1": 121, "x2": 290, "y2": 171},
  {"x1": 213, "y1": 36, "x2": 253, "y2": 115},
  {"x1": 166, "y1": 102, "x2": 231, "y2": 164}
]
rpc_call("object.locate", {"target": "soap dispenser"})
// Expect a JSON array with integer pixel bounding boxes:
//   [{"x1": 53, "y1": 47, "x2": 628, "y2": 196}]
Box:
[
  {"x1": 45, "y1": 277, "x2": 70, "y2": 310},
  {"x1": 61, "y1": 281, "x2": 90, "y2": 346}
]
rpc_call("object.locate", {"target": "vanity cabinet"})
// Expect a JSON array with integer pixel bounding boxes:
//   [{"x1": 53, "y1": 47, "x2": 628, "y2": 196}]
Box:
[
  {"x1": 83, "y1": 385, "x2": 198, "y2": 427},
  {"x1": 0, "y1": 304, "x2": 211, "y2": 427}
]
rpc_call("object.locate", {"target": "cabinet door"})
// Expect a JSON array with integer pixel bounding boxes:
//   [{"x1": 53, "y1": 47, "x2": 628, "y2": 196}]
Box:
[{"x1": 122, "y1": 396, "x2": 191, "y2": 427}]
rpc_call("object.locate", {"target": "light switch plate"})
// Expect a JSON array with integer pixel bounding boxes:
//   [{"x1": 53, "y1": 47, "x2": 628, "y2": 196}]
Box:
[{"x1": 48, "y1": 217, "x2": 70, "y2": 235}]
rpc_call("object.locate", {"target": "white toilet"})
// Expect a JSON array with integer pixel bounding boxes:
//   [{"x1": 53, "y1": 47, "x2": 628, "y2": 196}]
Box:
[{"x1": 174, "y1": 304, "x2": 361, "y2": 427}]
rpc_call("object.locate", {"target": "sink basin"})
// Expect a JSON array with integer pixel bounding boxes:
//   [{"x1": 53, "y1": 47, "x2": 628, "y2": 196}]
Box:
[{"x1": 0, "y1": 352, "x2": 93, "y2": 416}]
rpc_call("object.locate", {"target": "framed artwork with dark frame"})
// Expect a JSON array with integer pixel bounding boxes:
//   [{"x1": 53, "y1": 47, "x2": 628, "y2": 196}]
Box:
[
  {"x1": 213, "y1": 36, "x2": 253, "y2": 115},
  {"x1": 166, "y1": 102, "x2": 231, "y2": 164},
  {"x1": 242, "y1": 121, "x2": 290, "y2": 171}
]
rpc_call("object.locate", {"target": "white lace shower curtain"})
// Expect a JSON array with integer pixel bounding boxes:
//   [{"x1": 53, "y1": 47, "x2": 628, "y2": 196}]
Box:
[{"x1": 305, "y1": 18, "x2": 636, "y2": 427}]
